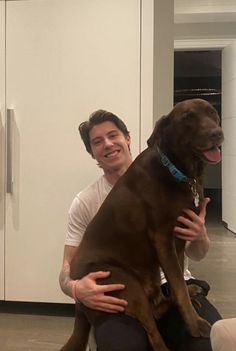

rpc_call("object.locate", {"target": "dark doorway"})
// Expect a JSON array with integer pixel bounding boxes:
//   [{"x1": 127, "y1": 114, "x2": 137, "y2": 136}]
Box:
[{"x1": 174, "y1": 50, "x2": 222, "y2": 222}]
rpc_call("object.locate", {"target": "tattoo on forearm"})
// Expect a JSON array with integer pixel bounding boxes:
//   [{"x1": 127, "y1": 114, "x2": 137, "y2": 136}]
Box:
[{"x1": 59, "y1": 264, "x2": 72, "y2": 297}]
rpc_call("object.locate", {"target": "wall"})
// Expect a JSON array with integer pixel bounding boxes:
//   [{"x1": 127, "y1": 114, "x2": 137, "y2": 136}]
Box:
[
  {"x1": 174, "y1": 22, "x2": 236, "y2": 40},
  {"x1": 153, "y1": 0, "x2": 174, "y2": 121},
  {"x1": 0, "y1": 0, "x2": 5, "y2": 300},
  {"x1": 222, "y1": 41, "x2": 236, "y2": 232},
  {"x1": 141, "y1": 0, "x2": 174, "y2": 149}
]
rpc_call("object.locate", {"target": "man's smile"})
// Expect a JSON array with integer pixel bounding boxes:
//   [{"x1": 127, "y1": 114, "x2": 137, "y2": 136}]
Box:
[{"x1": 104, "y1": 150, "x2": 120, "y2": 158}]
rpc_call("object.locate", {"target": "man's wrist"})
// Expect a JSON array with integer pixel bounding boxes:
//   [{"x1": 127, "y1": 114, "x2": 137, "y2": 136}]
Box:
[
  {"x1": 59, "y1": 264, "x2": 74, "y2": 298},
  {"x1": 70, "y1": 280, "x2": 80, "y2": 302},
  {"x1": 196, "y1": 228, "x2": 210, "y2": 244}
]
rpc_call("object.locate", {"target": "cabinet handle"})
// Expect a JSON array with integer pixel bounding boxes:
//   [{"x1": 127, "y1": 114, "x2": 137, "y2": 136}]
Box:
[{"x1": 6, "y1": 108, "x2": 14, "y2": 194}]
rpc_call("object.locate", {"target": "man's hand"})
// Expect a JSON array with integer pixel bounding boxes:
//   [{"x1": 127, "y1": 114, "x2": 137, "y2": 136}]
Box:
[
  {"x1": 73, "y1": 271, "x2": 128, "y2": 313},
  {"x1": 174, "y1": 198, "x2": 211, "y2": 260},
  {"x1": 174, "y1": 197, "x2": 210, "y2": 241}
]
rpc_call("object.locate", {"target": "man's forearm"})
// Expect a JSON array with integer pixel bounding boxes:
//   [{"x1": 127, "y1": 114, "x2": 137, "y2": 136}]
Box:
[
  {"x1": 185, "y1": 232, "x2": 210, "y2": 261},
  {"x1": 59, "y1": 263, "x2": 73, "y2": 298}
]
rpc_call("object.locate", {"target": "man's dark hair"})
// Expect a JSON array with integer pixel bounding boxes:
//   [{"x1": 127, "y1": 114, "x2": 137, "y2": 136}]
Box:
[{"x1": 78, "y1": 109, "x2": 130, "y2": 155}]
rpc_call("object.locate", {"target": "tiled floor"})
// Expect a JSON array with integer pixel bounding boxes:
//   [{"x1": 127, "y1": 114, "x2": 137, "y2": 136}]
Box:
[
  {"x1": 0, "y1": 313, "x2": 74, "y2": 351},
  {"x1": 0, "y1": 217, "x2": 236, "y2": 350}
]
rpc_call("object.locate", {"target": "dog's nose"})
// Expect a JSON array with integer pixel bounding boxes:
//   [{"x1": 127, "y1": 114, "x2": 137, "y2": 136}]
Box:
[{"x1": 211, "y1": 128, "x2": 224, "y2": 143}]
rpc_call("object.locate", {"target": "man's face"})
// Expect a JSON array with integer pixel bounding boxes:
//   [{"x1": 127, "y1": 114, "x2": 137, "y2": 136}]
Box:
[{"x1": 89, "y1": 121, "x2": 131, "y2": 172}]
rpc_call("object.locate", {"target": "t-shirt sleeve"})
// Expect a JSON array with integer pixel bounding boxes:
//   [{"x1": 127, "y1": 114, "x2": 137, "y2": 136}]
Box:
[{"x1": 65, "y1": 194, "x2": 91, "y2": 247}]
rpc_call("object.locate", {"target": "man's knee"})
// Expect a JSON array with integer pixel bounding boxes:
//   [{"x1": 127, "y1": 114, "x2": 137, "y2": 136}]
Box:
[
  {"x1": 210, "y1": 318, "x2": 236, "y2": 351},
  {"x1": 94, "y1": 314, "x2": 149, "y2": 351}
]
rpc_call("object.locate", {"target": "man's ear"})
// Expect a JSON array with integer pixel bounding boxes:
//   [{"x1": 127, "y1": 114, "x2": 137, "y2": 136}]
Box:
[
  {"x1": 124, "y1": 133, "x2": 130, "y2": 147},
  {"x1": 147, "y1": 115, "x2": 169, "y2": 147}
]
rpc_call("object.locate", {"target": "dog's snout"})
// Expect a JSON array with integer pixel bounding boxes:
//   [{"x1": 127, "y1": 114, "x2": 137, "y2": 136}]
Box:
[{"x1": 210, "y1": 127, "x2": 224, "y2": 143}]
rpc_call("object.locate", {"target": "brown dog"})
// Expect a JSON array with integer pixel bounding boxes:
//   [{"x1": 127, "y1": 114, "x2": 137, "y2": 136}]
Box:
[{"x1": 61, "y1": 98, "x2": 224, "y2": 351}]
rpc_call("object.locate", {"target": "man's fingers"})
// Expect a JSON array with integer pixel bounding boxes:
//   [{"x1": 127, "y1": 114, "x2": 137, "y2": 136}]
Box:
[
  {"x1": 99, "y1": 283, "x2": 126, "y2": 293},
  {"x1": 88, "y1": 271, "x2": 111, "y2": 280},
  {"x1": 176, "y1": 215, "x2": 199, "y2": 231},
  {"x1": 94, "y1": 303, "x2": 125, "y2": 313},
  {"x1": 88, "y1": 295, "x2": 128, "y2": 312},
  {"x1": 180, "y1": 197, "x2": 211, "y2": 222},
  {"x1": 88, "y1": 272, "x2": 125, "y2": 290},
  {"x1": 100, "y1": 295, "x2": 128, "y2": 306},
  {"x1": 176, "y1": 215, "x2": 192, "y2": 227},
  {"x1": 200, "y1": 197, "x2": 211, "y2": 218}
]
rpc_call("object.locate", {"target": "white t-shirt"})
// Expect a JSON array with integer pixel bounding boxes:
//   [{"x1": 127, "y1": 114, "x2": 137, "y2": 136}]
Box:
[{"x1": 65, "y1": 175, "x2": 193, "y2": 284}]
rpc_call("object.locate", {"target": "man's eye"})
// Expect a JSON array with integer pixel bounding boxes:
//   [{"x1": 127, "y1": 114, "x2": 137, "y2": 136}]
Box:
[
  {"x1": 92, "y1": 139, "x2": 102, "y2": 146},
  {"x1": 110, "y1": 133, "x2": 118, "y2": 139}
]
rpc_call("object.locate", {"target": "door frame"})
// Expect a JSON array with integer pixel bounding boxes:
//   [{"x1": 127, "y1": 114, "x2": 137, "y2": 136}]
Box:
[
  {"x1": 174, "y1": 38, "x2": 235, "y2": 228},
  {"x1": 174, "y1": 39, "x2": 234, "y2": 50}
]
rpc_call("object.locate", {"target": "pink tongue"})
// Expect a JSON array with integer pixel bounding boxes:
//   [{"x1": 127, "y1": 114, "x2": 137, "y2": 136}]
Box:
[{"x1": 203, "y1": 147, "x2": 221, "y2": 163}]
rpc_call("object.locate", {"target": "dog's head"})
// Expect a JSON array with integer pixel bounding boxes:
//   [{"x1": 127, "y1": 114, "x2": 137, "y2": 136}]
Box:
[{"x1": 147, "y1": 99, "x2": 224, "y2": 175}]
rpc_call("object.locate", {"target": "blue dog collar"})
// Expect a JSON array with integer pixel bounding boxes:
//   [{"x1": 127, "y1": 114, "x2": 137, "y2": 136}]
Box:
[
  {"x1": 159, "y1": 150, "x2": 188, "y2": 182},
  {"x1": 158, "y1": 147, "x2": 200, "y2": 207}
]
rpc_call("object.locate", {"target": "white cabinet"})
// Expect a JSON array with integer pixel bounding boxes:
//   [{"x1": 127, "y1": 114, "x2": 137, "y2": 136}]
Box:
[
  {"x1": 0, "y1": 0, "x2": 154, "y2": 303},
  {"x1": 0, "y1": 0, "x2": 5, "y2": 300}
]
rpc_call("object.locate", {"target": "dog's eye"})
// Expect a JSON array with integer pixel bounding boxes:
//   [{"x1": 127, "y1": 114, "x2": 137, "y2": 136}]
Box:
[
  {"x1": 210, "y1": 111, "x2": 220, "y2": 124},
  {"x1": 207, "y1": 107, "x2": 220, "y2": 121},
  {"x1": 182, "y1": 110, "x2": 195, "y2": 120}
]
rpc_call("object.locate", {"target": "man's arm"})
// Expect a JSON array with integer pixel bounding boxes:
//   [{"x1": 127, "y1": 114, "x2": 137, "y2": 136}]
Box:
[
  {"x1": 59, "y1": 245, "x2": 128, "y2": 312},
  {"x1": 174, "y1": 198, "x2": 210, "y2": 261},
  {"x1": 59, "y1": 245, "x2": 77, "y2": 298}
]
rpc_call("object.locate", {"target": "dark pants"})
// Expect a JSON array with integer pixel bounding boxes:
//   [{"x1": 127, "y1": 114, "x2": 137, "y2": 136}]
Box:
[{"x1": 94, "y1": 279, "x2": 222, "y2": 351}]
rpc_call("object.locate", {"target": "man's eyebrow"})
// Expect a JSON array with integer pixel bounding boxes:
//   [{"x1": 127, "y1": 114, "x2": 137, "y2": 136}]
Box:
[
  {"x1": 107, "y1": 129, "x2": 119, "y2": 135},
  {"x1": 91, "y1": 129, "x2": 119, "y2": 142},
  {"x1": 90, "y1": 136, "x2": 102, "y2": 143}
]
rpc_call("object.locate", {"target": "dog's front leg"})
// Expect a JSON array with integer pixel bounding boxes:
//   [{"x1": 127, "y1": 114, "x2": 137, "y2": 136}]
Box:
[
  {"x1": 151, "y1": 232, "x2": 211, "y2": 338},
  {"x1": 142, "y1": 270, "x2": 171, "y2": 319}
]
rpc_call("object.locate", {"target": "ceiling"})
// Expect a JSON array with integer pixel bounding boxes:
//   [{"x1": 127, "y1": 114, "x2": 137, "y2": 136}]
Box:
[{"x1": 174, "y1": 0, "x2": 236, "y2": 23}]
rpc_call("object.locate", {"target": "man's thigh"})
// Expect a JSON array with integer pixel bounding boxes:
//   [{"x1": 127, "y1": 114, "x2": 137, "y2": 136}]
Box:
[{"x1": 94, "y1": 313, "x2": 150, "y2": 351}]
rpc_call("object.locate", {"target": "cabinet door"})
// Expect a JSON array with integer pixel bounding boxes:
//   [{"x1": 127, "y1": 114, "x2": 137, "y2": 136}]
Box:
[
  {"x1": 0, "y1": 0, "x2": 5, "y2": 300},
  {"x1": 5, "y1": 0, "x2": 141, "y2": 302}
]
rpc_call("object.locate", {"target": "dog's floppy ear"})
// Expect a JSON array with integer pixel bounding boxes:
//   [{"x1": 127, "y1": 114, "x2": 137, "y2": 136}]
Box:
[{"x1": 147, "y1": 115, "x2": 170, "y2": 147}]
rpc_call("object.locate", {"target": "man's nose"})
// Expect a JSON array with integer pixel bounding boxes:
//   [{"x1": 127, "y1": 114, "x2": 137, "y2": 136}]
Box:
[{"x1": 103, "y1": 137, "x2": 113, "y2": 147}]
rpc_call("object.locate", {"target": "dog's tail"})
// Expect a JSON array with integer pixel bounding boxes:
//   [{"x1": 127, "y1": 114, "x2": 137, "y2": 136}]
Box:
[{"x1": 60, "y1": 306, "x2": 90, "y2": 351}]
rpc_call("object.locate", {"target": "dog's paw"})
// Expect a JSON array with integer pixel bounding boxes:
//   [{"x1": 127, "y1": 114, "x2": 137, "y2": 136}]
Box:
[
  {"x1": 188, "y1": 317, "x2": 211, "y2": 338},
  {"x1": 198, "y1": 318, "x2": 212, "y2": 337}
]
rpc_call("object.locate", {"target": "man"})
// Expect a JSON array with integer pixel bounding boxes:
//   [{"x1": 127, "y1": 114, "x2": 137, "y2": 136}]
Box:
[{"x1": 60, "y1": 109, "x2": 221, "y2": 351}]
